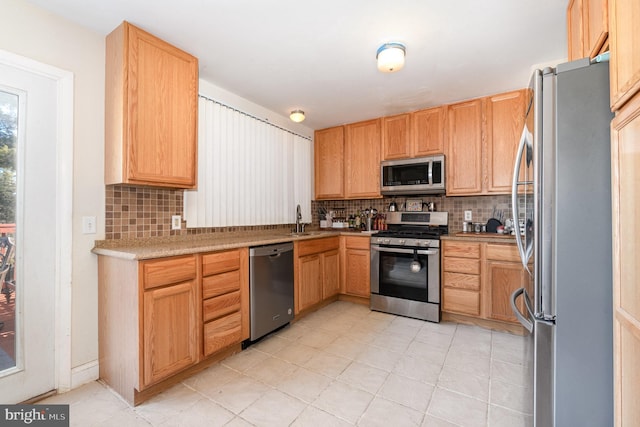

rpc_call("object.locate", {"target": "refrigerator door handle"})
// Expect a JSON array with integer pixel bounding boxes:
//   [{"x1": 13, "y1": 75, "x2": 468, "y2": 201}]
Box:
[
  {"x1": 510, "y1": 287, "x2": 534, "y2": 333},
  {"x1": 511, "y1": 127, "x2": 530, "y2": 271}
]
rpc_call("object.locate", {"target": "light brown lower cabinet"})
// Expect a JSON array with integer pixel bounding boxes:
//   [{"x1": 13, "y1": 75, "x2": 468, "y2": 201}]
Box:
[
  {"x1": 295, "y1": 237, "x2": 340, "y2": 314},
  {"x1": 200, "y1": 248, "x2": 249, "y2": 357},
  {"x1": 341, "y1": 235, "x2": 371, "y2": 298},
  {"x1": 442, "y1": 240, "x2": 530, "y2": 327},
  {"x1": 98, "y1": 248, "x2": 249, "y2": 406}
]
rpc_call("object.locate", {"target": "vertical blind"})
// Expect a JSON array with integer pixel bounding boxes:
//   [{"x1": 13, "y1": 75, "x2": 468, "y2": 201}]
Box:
[{"x1": 184, "y1": 96, "x2": 312, "y2": 228}]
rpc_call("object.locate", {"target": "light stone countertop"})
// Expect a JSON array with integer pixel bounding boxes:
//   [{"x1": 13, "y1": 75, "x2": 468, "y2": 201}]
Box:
[{"x1": 92, "y1": 229, "x2": 375, "y2": 260}]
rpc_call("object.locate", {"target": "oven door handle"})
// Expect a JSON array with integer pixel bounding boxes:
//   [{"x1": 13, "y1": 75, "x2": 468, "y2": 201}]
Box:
[{"x1": 371, "y1": 245, "x2": 438, "y2": 256}]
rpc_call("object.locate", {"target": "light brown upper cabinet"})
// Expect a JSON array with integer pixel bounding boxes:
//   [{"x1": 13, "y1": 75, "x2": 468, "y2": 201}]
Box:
[
  {"x1": 447, "y1": 90, "x2": 526, "y2": 196},
  {"x1": 485, "y1": 90, "x2": 527, "y2": 193},
  {"x1": 446, "y1": 99, "x2": 483, "y2": 195},
  {"x1": 412, "y1": 106, "x2": 446, "y2": 156},
  {"x1": 105, "y1": 21, "x2": 198, "y2": 189},
  {"x1": 314, "y1": 126, "x2": 345, "y2": 199},
  {"x1": 382, "y1": 113, "x2": 412, "y2": 160},
  {"x1": 568, "y1": 0, "x2": 609, "y2": 61},
  {"x1": 609, "y1": 0, "x2": 640, "y2": 111},
  {"x1": 345, "y1": 118, "x2": 382, "y2": 199},
  {"x1": 382, "y1": 107, "x2": 445, "y2": 160}
]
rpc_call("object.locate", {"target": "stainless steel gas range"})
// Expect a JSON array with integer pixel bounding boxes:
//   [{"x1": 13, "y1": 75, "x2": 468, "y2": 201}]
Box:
[{"x1": 370, "y1": 211, "x2": 448, "y2": 322}]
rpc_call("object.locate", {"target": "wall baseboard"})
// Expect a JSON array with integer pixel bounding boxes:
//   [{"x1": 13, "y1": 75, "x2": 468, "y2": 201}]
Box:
[{"x1": 71, "y1": 360, "x2": 99, "y2": 389}]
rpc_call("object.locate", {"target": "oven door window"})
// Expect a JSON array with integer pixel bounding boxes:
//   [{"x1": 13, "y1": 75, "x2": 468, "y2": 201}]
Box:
[{"x1": 378, "y1": 250, "x2": 428, "y2": 302}]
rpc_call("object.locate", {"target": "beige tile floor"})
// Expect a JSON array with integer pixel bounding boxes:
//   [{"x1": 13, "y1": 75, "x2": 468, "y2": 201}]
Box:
[{"x1": 41, "y1": 301, "x2": 533, "y2": 426}]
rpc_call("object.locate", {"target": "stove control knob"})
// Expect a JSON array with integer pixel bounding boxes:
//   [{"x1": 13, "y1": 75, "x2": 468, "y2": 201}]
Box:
[
  {"x1": 375, "y1": 238, "x2": 383, "y2": 243},
  {"x1": 398, "y1": 239, "x2": 406, "y2": 245},
  {"x1": 383, "y1": 239, "x2": 391, "y2": 244}
]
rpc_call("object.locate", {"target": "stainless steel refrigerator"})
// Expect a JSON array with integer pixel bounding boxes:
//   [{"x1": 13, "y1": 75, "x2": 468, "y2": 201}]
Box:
[{"x1": 511, "y1": 58, "x2": 614, "y2": 427}]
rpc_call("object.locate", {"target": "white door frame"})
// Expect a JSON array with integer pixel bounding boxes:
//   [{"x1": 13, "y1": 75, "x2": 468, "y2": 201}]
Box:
[{"x1": 0, "y1": 49, "x2": 73, "y2": 394}]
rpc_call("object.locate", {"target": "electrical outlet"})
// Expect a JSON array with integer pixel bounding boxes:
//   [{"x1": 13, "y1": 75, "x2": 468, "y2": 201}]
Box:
[
  {"x1": 171, "y1": 215, "x2": 182, "y2": 230},
  {"x1": 82, "y1": 216, "x2": 96, "y2": 234},
  {"x1": 464, "y1": 210, "x2": 473, "y2": 221}
]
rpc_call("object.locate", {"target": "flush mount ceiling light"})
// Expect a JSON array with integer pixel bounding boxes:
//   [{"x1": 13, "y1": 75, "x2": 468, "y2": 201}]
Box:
[
  {"x1": 290, "y1": 110, "x2": 305, "y2": 123},
  {"x1": 376, "y1": 42, "x2": 406, "y2": 73}
]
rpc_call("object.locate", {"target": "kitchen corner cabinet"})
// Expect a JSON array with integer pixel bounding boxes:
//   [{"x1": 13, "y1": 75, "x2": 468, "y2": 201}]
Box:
[
  {"x1": 314, "y1": 126, "x2": 345, "y2": 199},
  {"x1": 201, "y1": 248, "x2": 249, "y2": 357},
  {"x1": 341, "y1": 236, "x2": 371, "y2": 298},
  {"x1": 295, "y1": 237, "x2": 340, "y2": 314},
  {"x1": 567, "y1": 0, "x2": 609, "y2": 61},
  {"x1": 446, "y1": 90, "x2": 526, "y2": 196},
  {"x1": 98, "y1": 254, "x2": 199, "y2": 405},
  {"x1": 609, "y1": 0, "x2": 640, "y2": 111},
  {"x1": 611, "y1": 91, "x2": 640, "y2": 427},
  {"x1": 105, "y1": 21, "x2": 198, "y2": 189},
  {"x1": 345, "y1": 119, "x2": 382, "y2": 198}
]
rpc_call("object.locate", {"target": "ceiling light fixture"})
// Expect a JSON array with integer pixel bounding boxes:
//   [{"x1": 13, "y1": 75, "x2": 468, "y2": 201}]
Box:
[
  {"x1": 290, "y1": 110, "x2": 305, "y2": 123},
  {"x1": 376, "y1": 42, "x2": 406, "y2": 73}
]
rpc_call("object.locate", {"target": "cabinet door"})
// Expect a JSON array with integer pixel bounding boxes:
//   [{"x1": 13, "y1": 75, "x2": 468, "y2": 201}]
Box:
[
  {"x1": 322, "y1": 249, "x2": 340, "y2": 299},
  {"x1": 609, "y1": 0, "x2": 640, "y2": 110},
  {"x1": 485, "y1": 90, "x2": 526, "y2": 194},
  {"x1": 611, "y1": 93, "x2": 640, "y2": 426},
  {"x1": 105, "y1": 22, "x2": 198, "y2": 188},
  {"x1": 344, "y1": 248, "x2": 370, "y2": 297},
  {"x1": 446, "y1": 99, "x2": 483, "y2": 195},
  {"x1": 382, "y1": 114, "x2": 411, "y2": 160},
  {"x1": 567, "y1": 0, "x2": 585, "y2": 61},
  {"x1": 345, "y1": 119, "x2": 381, "y2": 198},
  {"x1": 297, "y1": 254, "x2": 322, "y2": 312},
  {"x1": 485, "y1": 261, "x2": 529, "y2": 323},
  {"x1": 142, "y1": 280, "x2": 197, "y2": 387},
  {"x1": 314, "y1": 126, "x2": 345, "y2": 199},
  {"x1": 127, "y1": 24, "x2": 198, "y2": 187},
  {"x1": 412, "y1": 106, "x2": 445, "y2": 156},
  {"x1": 584, "y1": 0, "x2": 608, "y2": 57}
]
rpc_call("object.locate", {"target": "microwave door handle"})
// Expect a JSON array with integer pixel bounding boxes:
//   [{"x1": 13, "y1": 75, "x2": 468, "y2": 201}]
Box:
[
  {"x1": 510, "y1": 287, "x2": 534, "y2": 333},
  {"x1": 428, "y1": 161, "x2": 433, "y2": 185},
  {"x1": 512, "y1": 127, "x2": 530, "y2": 272}
]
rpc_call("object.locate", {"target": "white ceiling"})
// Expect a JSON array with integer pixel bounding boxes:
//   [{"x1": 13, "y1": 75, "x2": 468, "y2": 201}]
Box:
[{"x1": 27, "y1": 0, "x2": 568, "y2": 130}]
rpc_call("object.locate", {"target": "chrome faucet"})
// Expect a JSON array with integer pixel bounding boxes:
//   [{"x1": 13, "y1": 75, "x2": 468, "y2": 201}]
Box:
[{"x1": 295, "y1": 204, "x2": 303, "y2": 233}]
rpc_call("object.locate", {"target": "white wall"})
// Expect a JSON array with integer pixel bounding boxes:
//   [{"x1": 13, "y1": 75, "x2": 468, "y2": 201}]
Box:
[{"x1": 0, "y1": 0, "x2": 104, "y2": 370}]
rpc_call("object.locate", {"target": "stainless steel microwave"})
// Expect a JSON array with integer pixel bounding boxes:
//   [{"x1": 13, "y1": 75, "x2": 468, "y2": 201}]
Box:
[{"x1": 380, "y1": 155, "x2": 445, "y2": 195}]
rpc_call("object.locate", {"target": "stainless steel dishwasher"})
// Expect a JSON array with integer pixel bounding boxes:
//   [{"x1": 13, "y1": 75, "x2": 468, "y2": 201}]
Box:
[{"x1": 248, "y1": 242, "x2": 294, "y2": 343}]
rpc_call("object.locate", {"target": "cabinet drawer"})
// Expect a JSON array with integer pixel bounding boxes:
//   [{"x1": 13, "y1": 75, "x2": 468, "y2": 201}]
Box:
[
  {"x1": 443, "y1": 271, "x2": 481, "y2": 291},
  {"x1": 203, "y1": 291, "x2": 241, "y2": 322},
  {"x1": 344, "y1": 235, "x2": 370, "y2": 250},
  {"x1": 202, "y1": 270, "x2": 240, "y2": 299},
  {"x1": 442, "y1": 288, "x2": 480, "y2": 316},
  {"x1": 142, "y1": 255, "x2": 197, "y2": 290},
  {"x1": 443, "y1": 257, "x2": 481, "y2": 274},
  {"x1": 486, "y1": 243, "x2": 519, "y2": 262},
  {"x1": 203, "y1": 311, "x2": 242, "y2": 357},
  {"x1": 202, "y1": 250, "x2": 240, "y2": 276},
  {"x1": 297, "y1": 237, "x2": 340, "y2": 256},
  {"x1": 443, "y1": 242, "x2": 481, "y2": 259}
]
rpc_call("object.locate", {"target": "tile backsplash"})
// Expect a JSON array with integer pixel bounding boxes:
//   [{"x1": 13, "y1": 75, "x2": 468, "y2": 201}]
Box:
[
  {"x1": 106, "y1": 185, "x2": 515, "y2": 240},
  {"x1": 312, "y1": 194, "x2": 513, "y2": 231}
]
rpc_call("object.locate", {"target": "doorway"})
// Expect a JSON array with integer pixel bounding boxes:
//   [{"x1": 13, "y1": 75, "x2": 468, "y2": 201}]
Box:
[{"x1": 0, "y1": 50, "x2": 73, "y2": 403}]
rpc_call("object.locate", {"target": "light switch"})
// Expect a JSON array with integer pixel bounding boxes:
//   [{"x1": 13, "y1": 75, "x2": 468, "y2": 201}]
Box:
[{"x1": 171, "y1": 215, "x2": 182, "y2": 230}]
